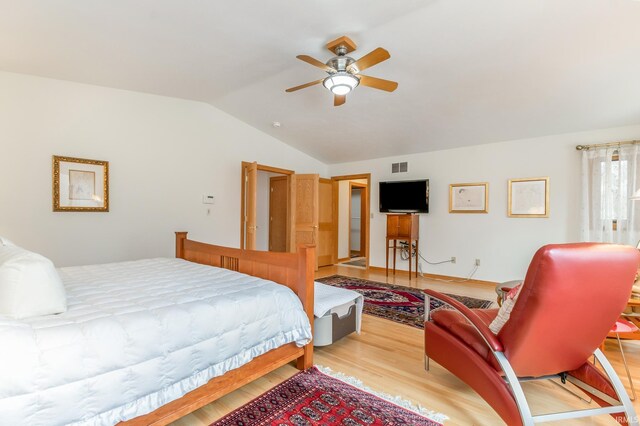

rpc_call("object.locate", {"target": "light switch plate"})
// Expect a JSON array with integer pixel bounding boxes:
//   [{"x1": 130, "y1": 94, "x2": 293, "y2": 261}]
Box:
[{"x1": 202, "y1": 195, "x2": 215, "y2": 204}]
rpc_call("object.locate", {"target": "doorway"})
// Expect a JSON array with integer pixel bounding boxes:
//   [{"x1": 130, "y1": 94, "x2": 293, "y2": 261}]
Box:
[
  {"x1": 242, "y1": 162, "x2": 344, "y2": 271},
  {"x1": 332, "y1": 174, "x2": 370, "y2": 269},
  {"x1": 241, "y1": 163, "x2": 324, "y2": 270},
  {"x1": 349, "y1": 183, "x2": 366, "y2": 258},
  {"x1": 240, "y1": 162, "x2": 293, "y2": 251}
]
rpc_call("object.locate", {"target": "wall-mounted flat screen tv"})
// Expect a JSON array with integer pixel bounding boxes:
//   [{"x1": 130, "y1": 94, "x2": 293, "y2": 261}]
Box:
[{"x1": 379, "y1": 179, "x2": 429, "y2": 213}]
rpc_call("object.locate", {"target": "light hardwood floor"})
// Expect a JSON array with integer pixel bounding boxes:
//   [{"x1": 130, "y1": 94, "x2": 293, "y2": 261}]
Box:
[{"x1": 171, "y1": 265, "x2": 640, "y2": 425}]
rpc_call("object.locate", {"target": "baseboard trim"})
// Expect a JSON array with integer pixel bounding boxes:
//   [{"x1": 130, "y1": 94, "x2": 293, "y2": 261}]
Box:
[{"x1": 367, "y1": 266, "x2": 497, "y2": 287}]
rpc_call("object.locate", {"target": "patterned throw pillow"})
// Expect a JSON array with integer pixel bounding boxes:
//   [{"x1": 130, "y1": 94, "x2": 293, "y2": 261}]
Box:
[{"x1": 489, "y1": 284, "x2": 522, "y2": 334}]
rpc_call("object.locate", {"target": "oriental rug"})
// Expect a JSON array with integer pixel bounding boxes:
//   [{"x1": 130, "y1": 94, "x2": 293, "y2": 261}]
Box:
[
  {"x1": 212, "y1": 366, "x2": 445, "y2": 426},
  {"x1": 316, "y1": 275, "x2": 494, "y2": 329}
]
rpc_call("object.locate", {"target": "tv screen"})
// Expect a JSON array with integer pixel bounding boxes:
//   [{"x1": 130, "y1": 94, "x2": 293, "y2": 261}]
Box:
[{"x1": 379, "y1": 179, "x2": 429, "y2": 213}]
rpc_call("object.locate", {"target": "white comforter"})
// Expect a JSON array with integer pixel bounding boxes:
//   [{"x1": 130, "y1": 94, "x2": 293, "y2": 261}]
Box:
[{"x1": 0, "y1": 258, "x2": 312, "y2": 426}]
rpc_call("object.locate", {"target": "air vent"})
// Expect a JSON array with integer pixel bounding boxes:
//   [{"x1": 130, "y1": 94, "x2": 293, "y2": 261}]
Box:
[{"x1": 392, "y1": 162, "x2": 408, "y2": 173}]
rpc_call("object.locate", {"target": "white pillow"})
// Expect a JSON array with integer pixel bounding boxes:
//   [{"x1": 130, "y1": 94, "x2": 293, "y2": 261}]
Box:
[
  {"x1": 0, "y1": 236, "x2": 15, "y2": 246},
  {"x1": 489, "y1": 284, "x2": 522, "y2": 334},
  {"x1": 0, "y1": 246, "x2": 67, "y2": 319}
]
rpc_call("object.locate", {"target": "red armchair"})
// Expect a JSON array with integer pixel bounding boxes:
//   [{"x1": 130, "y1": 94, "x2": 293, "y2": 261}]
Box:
[{"x1": 424, "y1": 243, "x2": 639, "y2": 425}]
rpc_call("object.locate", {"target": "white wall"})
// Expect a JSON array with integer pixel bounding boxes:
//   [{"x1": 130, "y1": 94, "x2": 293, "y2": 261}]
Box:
[
  {"x1": 0, "y1": 71, "x2": 327, "y2": 266},
  {"x1": 328, "y1": 125, "x2": 640, "y2": 282}
]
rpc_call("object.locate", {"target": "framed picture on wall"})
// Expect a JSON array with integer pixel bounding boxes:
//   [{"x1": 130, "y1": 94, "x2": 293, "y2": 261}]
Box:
[
  {"x1": 449, "y1": 182, "x2": 489, "y2": 213},
  {"x1": 508, "y1": 177, "x2": 549, "y2": 218},
  {"x1": 52, "y1": 156, "x2": 109, "y2": 212}
]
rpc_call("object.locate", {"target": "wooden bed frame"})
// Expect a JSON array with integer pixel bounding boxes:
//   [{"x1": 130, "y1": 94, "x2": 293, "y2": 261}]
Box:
[{"x1": 120, "y1": 232, "x2": 314, "y2": 425}]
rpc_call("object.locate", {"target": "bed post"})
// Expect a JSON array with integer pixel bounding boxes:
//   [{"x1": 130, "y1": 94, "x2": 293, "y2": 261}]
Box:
[
  {"x1": 175, "y1": 232, "x2": 187, "y2": 259},
  {"x1": 296, "y1": 244, "x2": 315, "y2": 370}
]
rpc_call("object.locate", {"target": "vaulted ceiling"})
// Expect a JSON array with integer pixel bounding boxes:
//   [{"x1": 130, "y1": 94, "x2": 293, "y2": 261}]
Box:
[{"x1": 1, "y1": 0, "x2": 639, "y2": 163}]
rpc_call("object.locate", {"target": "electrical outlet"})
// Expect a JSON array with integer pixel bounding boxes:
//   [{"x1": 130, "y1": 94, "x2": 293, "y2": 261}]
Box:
[
  {"x1": 451, "y1": 256, "x2": 456, "y2": 264},
  {"x1": 475, "y1": 258, "x2": 481, "y2": 266}
]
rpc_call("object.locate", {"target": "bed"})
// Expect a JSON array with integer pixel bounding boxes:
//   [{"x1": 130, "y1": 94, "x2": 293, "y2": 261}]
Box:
[{"x1": 0, "y1": 232, "x2": 315, "y2": 426}]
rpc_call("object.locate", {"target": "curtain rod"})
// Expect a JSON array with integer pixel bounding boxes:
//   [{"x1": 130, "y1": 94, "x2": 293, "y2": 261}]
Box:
[{"x1": 575, "y1": 140, "x2": 640, "y2": 151}]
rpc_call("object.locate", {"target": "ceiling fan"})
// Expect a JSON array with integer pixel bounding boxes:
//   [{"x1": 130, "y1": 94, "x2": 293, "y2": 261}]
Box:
[{"x1": 285, "y1": 36, "x2": 398, "y2": 106}]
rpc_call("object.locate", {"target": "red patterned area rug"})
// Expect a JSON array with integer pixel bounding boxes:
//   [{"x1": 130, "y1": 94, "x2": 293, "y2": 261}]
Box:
[
  {"x1": 316, "y1": 275, "x2": 493, "y2": 329},
  {"x1": 212, "y1": 366, "x2": 445, "y2": 426}
]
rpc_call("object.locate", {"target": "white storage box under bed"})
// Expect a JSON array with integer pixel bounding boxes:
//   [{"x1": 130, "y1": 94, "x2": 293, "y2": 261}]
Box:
[{"x1": 314, "y1": 282, "x2": 364, "y2": 347}]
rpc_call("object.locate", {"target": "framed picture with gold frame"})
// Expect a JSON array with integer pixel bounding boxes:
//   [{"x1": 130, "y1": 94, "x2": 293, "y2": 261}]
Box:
[
  {"x1": 53, "y1": 156, "x2": 109, "y2": 212},
  {"x1": 449, "y1": 182, "x2": 489, "y2": 213},
  {"x1": 508, "y1": 177, "x2": 549, "y2": 218}
]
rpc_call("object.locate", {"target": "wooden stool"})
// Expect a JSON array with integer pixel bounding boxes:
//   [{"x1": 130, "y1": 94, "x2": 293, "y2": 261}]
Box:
[{"x1": 602, "y1": 318, "x2": 638, "y2": 401}]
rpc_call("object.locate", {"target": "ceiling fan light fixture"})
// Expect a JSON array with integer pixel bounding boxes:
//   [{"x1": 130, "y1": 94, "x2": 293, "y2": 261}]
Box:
[
  {"x1": 323, "y1": 72, "x2": 359, "y2": 95},
  {"x1": 286, "y1": 38, "x2": 396, "y2": 106}
]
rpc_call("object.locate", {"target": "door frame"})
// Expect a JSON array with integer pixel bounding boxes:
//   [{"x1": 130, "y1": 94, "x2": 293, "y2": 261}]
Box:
[
  {"x1": 331, "y1": 173, "x2": 371, "y2": 269},
  {"x1": 348, "y1": 182, "x2": 367, "y2": 258},
  {"x1": 291, "y1": 174, "x2": 320, "y2": 268},
  {"x1": 240, "y1": 162, "x2": 294, "y2": 250}
]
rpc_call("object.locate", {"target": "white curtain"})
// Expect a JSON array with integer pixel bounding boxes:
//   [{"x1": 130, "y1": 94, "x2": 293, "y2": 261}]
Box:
[{"x1": 581, "y1": 145, "x2": 640, "y2": 244}]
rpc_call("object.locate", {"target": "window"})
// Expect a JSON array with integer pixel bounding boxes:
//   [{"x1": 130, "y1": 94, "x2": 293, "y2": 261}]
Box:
[
  {"x1": 581, "y1": 144, "x2": 640, "y2": 244},
  {"x1": 599, "y1": 151, "x2": 628, "y2": 228}
]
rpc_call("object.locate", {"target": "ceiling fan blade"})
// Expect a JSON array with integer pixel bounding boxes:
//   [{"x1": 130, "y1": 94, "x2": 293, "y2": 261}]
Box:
[
  {"x1": 334, "y1": 94, "x2": 346, "y2": 106},
  {"x1": 347, "y1": 47, "x2": 390, "y2": 73},
  {"x1": 358, "y1": 75, "x2": 398, "y2": 92},
  {"x1": 296, "y1": 55, "x2": 335, "y2": 73},
  {"x1": 285, "y1": 79, "x2": 324, "y2": 93}
]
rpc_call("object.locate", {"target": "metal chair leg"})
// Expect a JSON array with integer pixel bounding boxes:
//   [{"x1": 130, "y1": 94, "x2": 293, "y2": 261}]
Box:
[
  {"x1": 424, "y1": 294, "x2": 431, "y2": 373},
  {"x1": 616, "y1": 333, "x2": 637, "y2": 401},
  {"x1": 550, "y1": 379, "x2": 592, "y2": 403}
]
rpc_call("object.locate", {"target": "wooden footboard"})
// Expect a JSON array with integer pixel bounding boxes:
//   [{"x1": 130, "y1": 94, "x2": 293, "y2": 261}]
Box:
[{"x1": 120, "y1": 232, "x2": 314, "y2": 426}]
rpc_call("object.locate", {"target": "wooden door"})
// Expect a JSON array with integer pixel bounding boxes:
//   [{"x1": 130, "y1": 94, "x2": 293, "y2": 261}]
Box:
[
  {"x1": 243, "y1": 161, "x2": 258, "y2": 250},
  {"x1": 290, "y1": 174, "x2": 319, "y2": 268},
  {"x1": 397, "y1": 214, "x2": 413, "y2": 237},
  {"x1": 386, "y1": 214, "x2": 399, "y2": 238},
  {"x1": 318, "y1": 178, "x2": 336, "y2": 267},
  {"x1": 386, "y1": 214, "x2": 417, "y2": 239},
  {"x1": 269, "y1": 176, "x2": 289, "y2": 252}
]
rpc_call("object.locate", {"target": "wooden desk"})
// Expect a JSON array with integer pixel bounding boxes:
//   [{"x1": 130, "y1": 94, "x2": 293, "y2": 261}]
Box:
[{"x1": 385, "y1": 214, "x2": 419, "y2": 279}]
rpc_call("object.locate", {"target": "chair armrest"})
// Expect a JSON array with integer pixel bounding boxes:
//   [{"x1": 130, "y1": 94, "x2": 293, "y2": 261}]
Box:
[{"x1": 424, "y1": 288, "x2": 503, "y2": 352}]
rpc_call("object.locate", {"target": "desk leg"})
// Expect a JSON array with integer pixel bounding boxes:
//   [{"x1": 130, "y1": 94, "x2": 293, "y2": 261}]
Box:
[
  {"x1": 408, "y1": 241, "x2": 412, "y2": 279},
  {"x1": 386, "y1": 239, "x2": 389, "y2": 277},
  {"x1": 393, "y1": 240, "x2": 397, "y2": 275},
  {"x1": 415, "y1": 239, "x2": 419, "y2": 278}
]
